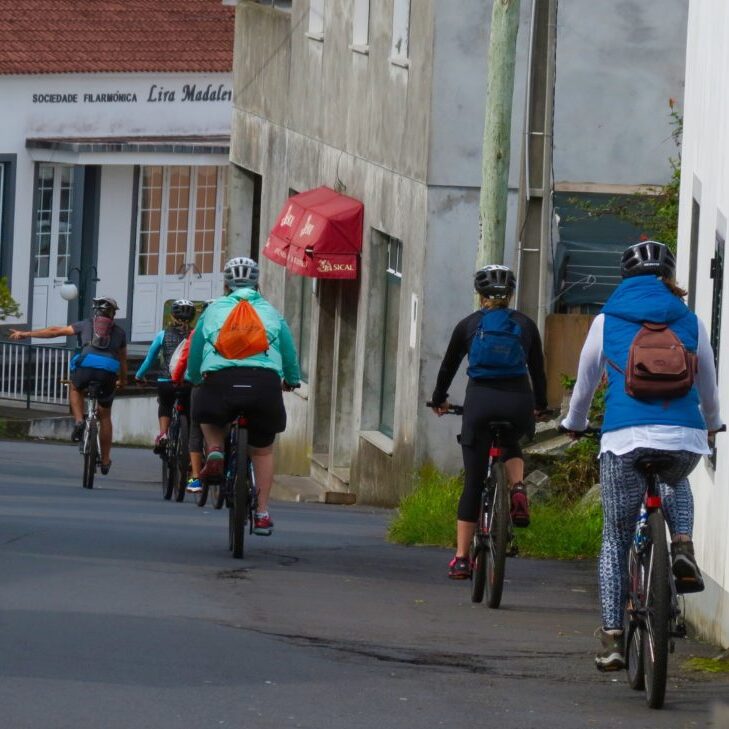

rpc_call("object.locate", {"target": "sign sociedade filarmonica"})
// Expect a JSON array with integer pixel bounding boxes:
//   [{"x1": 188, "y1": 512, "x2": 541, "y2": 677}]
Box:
[{"x1": 32, "y1": 82, "x2": 232, "y2": 105}]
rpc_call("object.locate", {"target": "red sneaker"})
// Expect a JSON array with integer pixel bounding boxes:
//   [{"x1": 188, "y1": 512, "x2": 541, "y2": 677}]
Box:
[
  {"x1": 253, "y1": 513, "x2": 274, "y2": 536},
  {"x1": 511, "y1": 483, "x2": 530, "y2": 527},
  {"x1": 448, "y1": 556, "x2": 471, "y2": 580},
  {"x1": 199, "y1": 451, "x2": 224, "y2": 483}
]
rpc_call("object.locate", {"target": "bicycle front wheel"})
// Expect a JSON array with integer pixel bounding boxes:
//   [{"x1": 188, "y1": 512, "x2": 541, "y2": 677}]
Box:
[
  {"x1": 82, "y1": 421, "x2": 98, "y2": 490},
  {"x1": 173, "y1": 416, "x2": 189, "y2": 503},
  {"x1": 229, "y1": 428, "x2": 249, "y2": 559},
  {"x1": 642, "y1": 511, "x2": 671, "y2": 709},
  {"x1": 485, "y1": 461, "x2": 509, "y2": 609}
]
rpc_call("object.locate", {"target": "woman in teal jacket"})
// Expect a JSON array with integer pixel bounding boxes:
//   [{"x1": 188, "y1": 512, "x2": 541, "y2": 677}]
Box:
[{"x1": 187, "y1": 257, "x2": 300, "y2": 536}]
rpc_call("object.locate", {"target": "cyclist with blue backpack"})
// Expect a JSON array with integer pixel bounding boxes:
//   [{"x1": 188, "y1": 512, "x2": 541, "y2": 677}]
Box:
[{"x1": 431, "y1": 265, "x2": 548, "y2": 579}]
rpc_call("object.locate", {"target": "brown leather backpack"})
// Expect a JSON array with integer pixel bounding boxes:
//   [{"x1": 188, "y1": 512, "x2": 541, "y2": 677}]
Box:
[{"x1": 608, "y1": 322, "x2": 697, "y2": 401}]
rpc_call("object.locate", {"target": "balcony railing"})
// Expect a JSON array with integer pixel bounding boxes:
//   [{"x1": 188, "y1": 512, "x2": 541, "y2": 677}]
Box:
[{"x1": 0, "y1": 340, "x2": 74, "y2": 407}]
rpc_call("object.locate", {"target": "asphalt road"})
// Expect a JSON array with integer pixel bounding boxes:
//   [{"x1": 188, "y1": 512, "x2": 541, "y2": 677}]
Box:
[{"x1": 1, "y1": 440, "x2": 728, "y2": 729}]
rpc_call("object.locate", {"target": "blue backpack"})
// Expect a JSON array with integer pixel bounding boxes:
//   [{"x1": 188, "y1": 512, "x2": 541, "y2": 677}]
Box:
[{"x1": 467, "y1": 308, "x2": 528, "y2": 379}]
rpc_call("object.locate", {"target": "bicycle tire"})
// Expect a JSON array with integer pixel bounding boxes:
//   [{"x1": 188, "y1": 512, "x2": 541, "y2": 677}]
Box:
[
  {"x1": 195, "y1": 480, "x2": 209, "y2": 507},
  {"x1": 211, "y1": 481, "x2": 225, "y2": 509},
  {"x1": 164, "y1": 417, "x2": 179, "y2": 501},
  {"x1": 642, "y1": 511, "x2": 670, "y2": 709},
  {"x1": 82, "y1": 420, "x2": 98, "y2": 490},
  {"x1": 161, "y1": 456, "x2": 172, "y2": 500},
  {"x1": 229, "y1": 427, "x2": 248, "y2": 559},
  {"x1": 470, "y1": 535, "x2": 486, "y2": 603},
  {"x1": 173, "y1": 415, "x2": 189, "y2": 503},
  {"x1": 485, "y1": 461, "x2": 509, "y2": 609},
  {"x1": 626, "y1": 547, "x2": 646, "y2": 691}
]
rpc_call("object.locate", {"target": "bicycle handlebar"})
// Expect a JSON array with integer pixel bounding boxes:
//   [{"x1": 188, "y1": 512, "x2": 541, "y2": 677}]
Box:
[{"x1": 425, "y1": 401, "x2": 464, "y2": 415}]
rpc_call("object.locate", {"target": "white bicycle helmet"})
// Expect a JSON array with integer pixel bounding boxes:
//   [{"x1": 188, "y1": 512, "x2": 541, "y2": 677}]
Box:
[{"x1": 223, "y1": 257, "x2": 259, "y2": 289}]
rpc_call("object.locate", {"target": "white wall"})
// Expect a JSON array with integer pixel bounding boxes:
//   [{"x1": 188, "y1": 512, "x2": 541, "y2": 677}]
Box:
[
  {"x1": 676, "y1": 0, "x2": 729, "y2": 647},
  {"x1": 0, "y1": 72, "x2": 232, "y2": 324}
]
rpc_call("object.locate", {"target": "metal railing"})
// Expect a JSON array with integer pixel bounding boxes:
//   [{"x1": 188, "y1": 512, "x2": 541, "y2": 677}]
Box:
[{"x1": 0, "y1": 340, "x2": 74, "y2": 407}]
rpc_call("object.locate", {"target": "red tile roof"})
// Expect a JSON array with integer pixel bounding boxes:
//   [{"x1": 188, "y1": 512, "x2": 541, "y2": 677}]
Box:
[{"x1": 0, "y1": 1, "x2": 235, "y2": 75}]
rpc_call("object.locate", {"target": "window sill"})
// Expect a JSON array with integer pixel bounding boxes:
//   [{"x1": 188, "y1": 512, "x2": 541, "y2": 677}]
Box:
[
  {"x1": 389, "y1": 56, "x2": 410, "y2": 69},
  {"x1": 349, "y1": 43, "x2": 369, "y2": 56},
  {"x1": 306, "y1": 31, "x2": 324, "y2": 42},
  {"x1": 360, "y1": 430, "x2": 394, "y2": 456}
]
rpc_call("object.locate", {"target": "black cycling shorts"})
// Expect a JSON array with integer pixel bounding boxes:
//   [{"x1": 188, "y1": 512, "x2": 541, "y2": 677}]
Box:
[
  {"x1": 191, "y1": 367, "x2": 285, "y2": 448},
  {"x1": 157, "y1": 381, "x2": 191, "y2": 420},
  {"x1": 70, "y1": 367, "x2": 118, "y2": 407}
]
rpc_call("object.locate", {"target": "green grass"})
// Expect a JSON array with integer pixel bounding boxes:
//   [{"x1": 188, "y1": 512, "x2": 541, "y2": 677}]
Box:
[
  {"x1": 684, "y1": 657, "x2": 729, "y2": 674},
  {"x1": 388, "y1": 464, "x2": 603, "y2": 560}
]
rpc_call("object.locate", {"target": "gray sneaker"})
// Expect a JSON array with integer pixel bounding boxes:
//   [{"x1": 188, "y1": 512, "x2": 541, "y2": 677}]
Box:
[
  {"x1": 671, "y1": 541, "x2": 705, "y2": 594},
  {"x1": 595, "y1": 627, "x2": 625, "y2": 672}
]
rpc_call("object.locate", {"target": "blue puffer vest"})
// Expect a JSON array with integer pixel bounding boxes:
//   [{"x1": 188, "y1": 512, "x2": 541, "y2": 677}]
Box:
[{"x1": 601, "y1": 276, "x2": 705, "y2": 433}]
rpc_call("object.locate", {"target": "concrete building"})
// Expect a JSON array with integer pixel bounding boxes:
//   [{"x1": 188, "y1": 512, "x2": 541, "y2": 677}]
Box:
[
  {"x1": 0, "y1": 1, "x2": 235, "y2": 342},
  {"x1": 228, "y1": 0, "x2": 688, "y2": 504},
  {"x1": 676, "y1": 0, "x2": 729, "y2": 647}
]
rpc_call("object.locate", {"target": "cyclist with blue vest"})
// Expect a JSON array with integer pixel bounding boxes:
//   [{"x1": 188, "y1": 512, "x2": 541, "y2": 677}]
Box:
[
  {"x1": 431, "y1": 265, "x2": 549, "y2": 579},
  {"x1": 186, "y1": 257, "x2": 301, "y2": 536},
  {"x1": 10, "y1": 296, "x2": 128, "y2": 474},
  {"x1": 561, "y1": 240, "x2": 723, "y2": 671},
  {"x1": 135, "y1": 299, "x2": 196, "y2": 453}
]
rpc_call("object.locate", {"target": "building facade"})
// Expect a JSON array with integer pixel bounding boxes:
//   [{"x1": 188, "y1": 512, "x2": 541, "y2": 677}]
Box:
[
  {"x1": 229, "y1": 0, "x2": 688, "y2": 504},
  {"x1": 676, "y1": 0, "x2": 729, "y2": 646},
  {"x1": 0, "y1": 1, "x2": 235, "y2": 343}
]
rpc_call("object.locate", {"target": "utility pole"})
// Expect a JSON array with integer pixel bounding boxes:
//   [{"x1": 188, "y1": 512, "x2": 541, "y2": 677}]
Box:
[{"x1": 478, "y1": 0, "x2": 522, "y2": 267}]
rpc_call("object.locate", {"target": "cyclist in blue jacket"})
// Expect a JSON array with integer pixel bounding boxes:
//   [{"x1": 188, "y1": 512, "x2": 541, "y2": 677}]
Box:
[
  {"x1": 135, "y1": 299, "x2": 196, "y2": 453},
  {"x1": 562, "y1": 240, "x2": 724, "y2": 671}
]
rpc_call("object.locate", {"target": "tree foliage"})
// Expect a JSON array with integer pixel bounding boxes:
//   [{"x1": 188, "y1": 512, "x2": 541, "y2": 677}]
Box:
[{"x1": 0, "y1": 277, "x2": 21, "y2": 320}]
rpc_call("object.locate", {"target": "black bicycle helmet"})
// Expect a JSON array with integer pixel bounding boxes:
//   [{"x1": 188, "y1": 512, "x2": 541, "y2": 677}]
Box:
[
  {"x1": 91, "y1": 296, "x2": 119, "y2": 317},
  {"x1": 474, "y1": 264, "x2": 516, "y2": 298},
  {"x1": 171, "y1": 298, "x2": 195, "y2": 321},
  {"x1": 620, "y1": 240, "x2": 676, "y2": 280}
]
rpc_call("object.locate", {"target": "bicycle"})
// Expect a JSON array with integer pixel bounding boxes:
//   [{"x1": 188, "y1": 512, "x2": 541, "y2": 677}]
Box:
[
  {"x1": 80, "y1": 381, "x2": 103, "y2": 490},
  {"x1": 221, "y1": 416, "x2": 257, "y2": 559},
  {"x1": 161, "y1": 388, "x2": 191, "y2": 503},
  {"x1": 427, "y1": 402, "x2": 517, "y2": 609}
]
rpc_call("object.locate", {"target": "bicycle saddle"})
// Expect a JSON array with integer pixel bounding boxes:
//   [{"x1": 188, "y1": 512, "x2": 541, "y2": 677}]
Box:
[
  {"x1": 634, "y1": 453, "x2": 676, "y2": 474},
  {"x1": 488, "y1": 420, "x2": 516, "y2": 432}
]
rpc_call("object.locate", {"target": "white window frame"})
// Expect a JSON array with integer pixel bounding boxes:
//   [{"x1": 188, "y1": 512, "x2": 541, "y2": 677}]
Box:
[
  {"x1": 351, "y1": 0, "x2": 370, "y2": 52},
  {"x1": 390, "y1": 0, "x2": 411, "y2": 66},
  {"x1": 307, "y1": 0, "x2": 324, "y2": 40}
]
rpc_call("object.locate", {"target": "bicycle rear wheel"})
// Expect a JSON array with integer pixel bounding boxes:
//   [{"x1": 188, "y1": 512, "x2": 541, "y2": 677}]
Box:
[
  {"x1": 211, "y1": 481, "x2": 225, "y2": 509},
  {"x1": 470, "y1": 490, "x2": 488, "y2": 603},
  {"x1": 642, "y1": 511, "x2": 670, "y2": 709},
  {"x1": 82, "y1": 420, "x2": 98, "y2": 490},
  {"x1": 195, "y1": 480, "x2": 209, "y2": 507},
  {"x1": 626, "y1": 546, "x2": 645, "y2": 691},
  {"x1": 485, "y1": 461, "x2": 509, "y2": 609},
  {"x1": 229, "y1": 428, "x2": 249, "y2": 559},
  {"x1": 165, "y1": 418, "x2": 179, "y2": 501},
  {"x1": 173, "y1": 416, "x2": 189, "y2": 503}
]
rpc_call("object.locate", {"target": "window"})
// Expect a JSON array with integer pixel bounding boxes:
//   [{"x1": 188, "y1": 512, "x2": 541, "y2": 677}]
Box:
[
  {"x1": 253, "y1": 0, "x2": 292, "y2": 10},
  {"x1": 391, "y1": 0, "x2": 411, "y2": 62},
  {"x1": 308, "y1": 0, "x2": 324, "y2": 37},
  {"x1": 352, "y1": 0, "x2": 370, "y2": 48},
  {"x1": 33, "y1": 165, "x2": 73, "y2": 280},
  {"x1": 285, "y1": 271, "x2": 313, "y2": 382},
  {"x1": 0, "y1": 154, "x2": 16, "y2": 282},
  {"x1": 687, "y1": 198, "x2": 700, "y2": 311},
  {"x1": 362, "y1": 231, "x2": 403, "y2": 440},
  {"x1": 136, "y1": 165, "x2": 227, "y2": 278},
  {"x1": 710, "y1": 231, "x2": 724, "y2": 370}
]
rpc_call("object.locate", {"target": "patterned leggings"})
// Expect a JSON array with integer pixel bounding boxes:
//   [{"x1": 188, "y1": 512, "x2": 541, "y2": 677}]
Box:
[{"x1": 598, "y1": 448, "x2": 701, "y2": 630}]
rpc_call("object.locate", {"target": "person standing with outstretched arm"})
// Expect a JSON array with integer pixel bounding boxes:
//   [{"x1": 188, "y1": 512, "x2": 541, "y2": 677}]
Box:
[{"x1": 561, "y1": 240, "x2": 724, "y2": 672}]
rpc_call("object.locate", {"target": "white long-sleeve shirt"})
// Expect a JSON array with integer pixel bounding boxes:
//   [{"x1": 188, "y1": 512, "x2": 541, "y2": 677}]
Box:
[{"x1": 561, "y1": 314, "x2": 723, "y2": 455}]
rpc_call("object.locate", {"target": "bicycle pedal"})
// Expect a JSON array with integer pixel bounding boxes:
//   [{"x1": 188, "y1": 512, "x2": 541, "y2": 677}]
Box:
[
  {"x1": 672, "y1": 624, "x2": 687, "y2": 639},
  {"x1": 507, "y1": 543, "x2": 519, "y2": 557}
]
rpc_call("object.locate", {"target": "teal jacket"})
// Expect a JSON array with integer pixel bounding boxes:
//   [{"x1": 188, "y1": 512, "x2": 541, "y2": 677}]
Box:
[{"x1": 186, "y1": 287, "x2": 301, "y2": 386}]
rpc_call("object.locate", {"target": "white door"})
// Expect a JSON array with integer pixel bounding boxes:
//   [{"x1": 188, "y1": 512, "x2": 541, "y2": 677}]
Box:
[
  {"x1": 31, "y1": 165, "x2": 71, "y2": 336},
  {"x1": 131, "y1": 165, "x2": 226, "y2": 341}
]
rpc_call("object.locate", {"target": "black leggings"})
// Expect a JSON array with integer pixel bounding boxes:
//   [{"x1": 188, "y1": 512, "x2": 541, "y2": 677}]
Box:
[{"x1": 457, "y1": 382, "x2": 535, "y2": 522}]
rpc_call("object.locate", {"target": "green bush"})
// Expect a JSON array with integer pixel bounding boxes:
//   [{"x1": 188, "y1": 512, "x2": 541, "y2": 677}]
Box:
[
  {"x1": 550, "y1": 437, "x2": 600, "y2": 503},
  {"x1": 388, "y1": 463, "x2": 603, "y2": 559}
]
